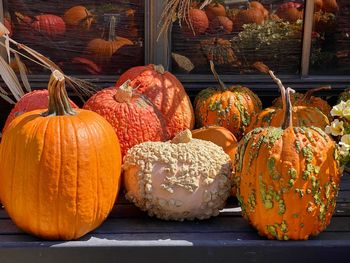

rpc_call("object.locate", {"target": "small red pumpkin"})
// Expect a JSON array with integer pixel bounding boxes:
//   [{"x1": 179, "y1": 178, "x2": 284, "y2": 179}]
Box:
[
  {"x1": 116, "y1": 64, "x2": 195, "y2": 138},
  {"x1": 31, "y1": 14, "x2": 66, "y2": 37},
  {"x1": 3, "y1": 89, "x2": 78, "y2": 133},
  {"x1": 84, "y1": 80, "x2": 169, "y2": 156}
]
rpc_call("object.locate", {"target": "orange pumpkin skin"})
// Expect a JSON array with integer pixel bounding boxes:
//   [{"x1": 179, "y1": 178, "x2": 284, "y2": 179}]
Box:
[
  {"x1": 250, "y1": 1, "x2": 269, "y2": 18},
  {"x1": 183, "y1": 9, "x2": 209, "y2": 36},
  {"x1": 322, "y1": 0, "x2": 339, "y2": 13},
  {"x1": 31, "y1": 14, "x2": 66, "y2": 37},
  {"x1": 3, "y1": 89, "x2": 78, "y2": 133},
  {"x1": 0, "y1": 72, "x2": 121, "y2": 240},
  {"x1": 273, "y1": 92, "x2": 332, "y2": 121},
  {"x1": 205, "y1": 3, "x2": 227, "y2": 20},
  {"x1": 195, "y1": 86, "x2": 262, "y2": 140},
  {"x1": 246, "y1": 106, "x2": 330, "y2": 133},
  {"x1": 314, "y1": 0, "x2": 323, "y2": 12},
  {"x1": 234, "y1": 8, "x2": 264, "y2": 31},
  {"x1": 116, "y1": 65, "x2": 195, "y2": 138},
  {"x1": 235, "y1": 126, "x2": 340, "y2": 240},
  {"x1": 63, "y1": 5, "x2": 93, "y2": 30},
  {"x1": 209, "y1": 16, "x2": 233, "y2": 34},
  {"x1": 191, "y1": 126, "x2": 237, "y2": 161},
  {"x1": 84, "y1": 82, "x2": 169, "y2": 157}
]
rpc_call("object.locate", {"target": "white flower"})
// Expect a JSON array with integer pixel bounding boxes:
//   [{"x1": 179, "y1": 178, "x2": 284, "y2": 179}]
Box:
[
  {"x1": 341, "y1": 134, "x2": 350, "y2": 145},
  {"x1": 339, "y1": 142, "x2": 350, "y2": 158},
  {"x1": 325, "y1": 119, "x2": 344, "y2": 136},
  {"x1": 331, "y1": 101, "x2": 346, "y2": 117}
]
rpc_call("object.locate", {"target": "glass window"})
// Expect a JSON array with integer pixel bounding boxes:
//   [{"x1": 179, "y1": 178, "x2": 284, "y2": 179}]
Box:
[
  {"x1": 310, "y1": 0, "x2": 349, "y2": 75},
  {"x1": 171, "y1": 0, "x2": 305, "y2": 75},
  {"x1": 4, "y1": 0, "x2": 145, "y2": 75}
]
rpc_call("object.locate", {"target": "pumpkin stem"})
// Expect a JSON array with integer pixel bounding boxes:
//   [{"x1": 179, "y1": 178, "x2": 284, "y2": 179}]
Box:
[
  {"x1": 108, "y1": 16, "x2": 116, "y2": 41},
  {"x1": 303, "y1": 86, "x2": 331, "y2": 101},
  {"x1": 210, "y1": 60, "x2": 226, "y2": 91},
  {"x1": 42, "y1": 70, "x2": 76, "y2": 117},
  {"x1": 114, "y1": 80, "x2": 133, "y2": 103},
  {"x1": 153, "y1": 64, "x2": 165, "y2": 74},
  {"x1": 171, "y1": 129, "x2": 192, "y2": 144},
  {"x1": 253, "y1": 62, "x2": 286, "y2": 111},
  {"x1": 282, "y1": 87, "x2": 295, "y2": 129}
]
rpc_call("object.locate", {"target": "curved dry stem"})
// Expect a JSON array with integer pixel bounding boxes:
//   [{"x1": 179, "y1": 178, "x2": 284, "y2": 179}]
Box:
[
  {"x1": 303, "y1": 86, "x2": 331, "y2": 101},
  {"x1": 210, "y1": 60, "x2": 226, "y2": 91},
  {"x1": 282, "y1": 88, "x2": 295, "y2": 130}
]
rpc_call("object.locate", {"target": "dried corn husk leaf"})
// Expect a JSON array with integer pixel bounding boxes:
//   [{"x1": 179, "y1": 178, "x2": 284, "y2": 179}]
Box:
[
  {"x1": 14, "y1": 53, "x2": 31, "y2": 92},
  {"x1": 0, "y1": 85, "x2": 15, "y2": 104},
  {"x1": 172, "y1": 53, "x2": 194, "y2": 73},
  {"x1": 0, "y1": 55, "x2": 24, "y2": 101}
]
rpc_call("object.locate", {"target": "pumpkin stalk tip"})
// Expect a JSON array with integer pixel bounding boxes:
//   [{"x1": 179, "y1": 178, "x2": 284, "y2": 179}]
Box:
[
  {"x1": 210, "y1": 60, "x2": 226, "y2": 91},
  {"x1": 303, "y1": 85, "x2": 332, "y2": 101},
  {"x1": 171, "y1": 129, "x2": 192, "y2": 144},
  {"x1": 114, "y1": 80, "x2": 133, "y2": 103},
  {"x1": 282, "y1": 88, "x2": 295, "y2": 130},
  {"x1": 42, "y1": 71, "x2": 76, "y2": 117},
  {"x1": 153, "y1": 64, "x2": 165, "y2": 74}
]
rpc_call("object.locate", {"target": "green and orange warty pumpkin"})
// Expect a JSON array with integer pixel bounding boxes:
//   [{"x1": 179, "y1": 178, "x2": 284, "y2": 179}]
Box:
[
  {"x1": 0, "y1": 71, "x2": 122, "y2": 240},
  {"x1": 194, "y1": 61, "x2": 262, "y2": 139},
  {"x1": 246, "y1": 70, "x2": 329, "y2": 133},
  {"x1": 116, "y1": 64, "x2": 195, "y2": 138},
  {"x1": 123, "y1": 129, "x2": 232, "y2": 221},
  {"x1": 273, "y1": 86, "x2": 333, "y2": 120},
  {"x1": 234, "y1": 87, "x2": 341, "y2": 240},
  {"x1": 84, "y1": 80, "x2": 169, "y2": 156}
]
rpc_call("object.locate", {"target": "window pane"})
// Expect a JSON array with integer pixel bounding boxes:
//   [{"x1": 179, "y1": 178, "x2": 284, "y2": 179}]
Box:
[
  {"x1": 171, "y1": 1, "x2": 304, "y2": 75},
  {"x1": 4, "y1": 0, "x2": 144, "y2": 75},
  {"x1": 310, "y1": 0, "x2": 349, "y2": 75}
]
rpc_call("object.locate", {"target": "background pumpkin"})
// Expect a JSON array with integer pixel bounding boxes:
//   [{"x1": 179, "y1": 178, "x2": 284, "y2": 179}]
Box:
[
  {"x1": 194, "y1": 61, "x2": 262, "y2": 139},
  {"x1": 3, "y1": 89, "x2": 78, "y2": 133},
  {"x1": 63, "y1": 5, "x2": 94, "y2": 30},
  {"x1": 123, "y1": 129, "x2": 232, "y2": 221},
  {"x1": 276, "y1": 2, "x2": 303, "y2": 23},
  {"x1": 116, "y1": 64, "x2": 195, "y2": 138},
  {"x1": 0, "y1": 71, "x2": 122, "y2": 240},
  {"x1": 86, "y1": 16, "x2": 133, "y2": 65},
  {"x1": 84, "y1": 80, "x2": 169, "y2": 157},
  {"x1": 182, "y1": 8, "x2": 209, "y2": 36},
  {"x1": 233, "y1": 7, "x2": 264, "y2": 31},
  {"x1": 200, "y1": 38, "x2": 240, "y2": 66},
  {"x1": 235, "y1": 87, "x2": 340, "y2": 240},
  {"x1": 205, "y1": 3, "x2": 226, "y2": 20},
  {"x1": 30, "y1": 14, "x2": 66, "y2": 37}
]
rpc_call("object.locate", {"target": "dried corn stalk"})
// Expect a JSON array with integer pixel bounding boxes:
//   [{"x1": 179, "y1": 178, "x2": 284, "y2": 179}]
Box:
[{"x1": 157, "y1": 0, "x2": 213, "y2": 40}]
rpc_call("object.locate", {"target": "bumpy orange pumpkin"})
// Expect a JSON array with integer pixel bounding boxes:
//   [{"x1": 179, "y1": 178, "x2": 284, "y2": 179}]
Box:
[
  {"x1": 194, "y1": 61, "x2": 262, "y2": 139},
  {"x1": 63, "y1": 5, "x2": 94, "y2": 30},
  {"x1": 86, "y1": 16, "x2": 133, "y2": 65},
  {"x1": 183, "y1": 8, "x2": 209, "y2": 36},
  {"x1": 0, "y1": 71, "x2": 121, "y2": 240},
  {"x1": 247, "y1": 69, "x2": 329, "y2": 133},
  {"x1": 116, "y1": 64, "x2": 195, "y2": 138},
  {"x1": 192, "y1": 125, "x2": 237, "y2": 161},
  {"x1": 3, "y1": 89, "x2": 78, "y2": 133},
  {"x1": 272, "y1": 86, "x2": 332, "y2": 120},
  {"x1": 235, "y1": 87, "x2": 341, "y2": 240},
  {"x1": 84, "y1": 80, "x2": 169, "y2": 156}
]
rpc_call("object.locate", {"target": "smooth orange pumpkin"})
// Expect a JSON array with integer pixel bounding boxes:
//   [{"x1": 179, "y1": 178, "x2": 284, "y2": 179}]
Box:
[
  {"x1": 235, "y1": 87, "x2": 340, "y2": 240},
  {"x1": 233, "y1": 8, "x2": 264, "y2": 31},
  {"x1": 0, "y1": 71, "x2": 122, "y2": 240},
  {"x1": 192, "y1": 125, "x2": 237, "y2": 161},
  {"x1": 205, "y1": 3, "x2": 227, "y2": 20},
  {"x1": 84, "y1": 80, "x2": 169, "y2": 157},
  {"x1": 116, "y1": 64, "x2": 195, "y2": 138},
  {"x1": 63, "y1": 5, "x2": 94, "y2": 30},
  {"x1": 209, "y1": 16, "x2": 233, "y2": 34},
  {"x1": 194, "y1": 61, "x2": 262, "y2": 139},
  {"x1": 86, "y1": 16, "x2": 133, "y2": 65}
]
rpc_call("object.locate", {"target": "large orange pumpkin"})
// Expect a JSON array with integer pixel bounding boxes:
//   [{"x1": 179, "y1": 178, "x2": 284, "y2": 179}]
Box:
[
  {"x1": 0, "y1": 71, "x2": 122, "y2": 240},
  {"x1": 194, "y1": 61, "x2": 262, "y2": 139},
  {"x1": 86, "y1": 16, "x2": 133, "y2": 65},
  {"x1": 272, "y1": 86, "x2": 333, "y2": 120},
  {"x1": 3, "y1": 89, "x2": 78, "y2": 133},
  {"x1": 235, "y1": 87, "x2": 341, "y2": 240},
  {"x1": 84, "y1": 80, "x2": 169, "y2": 156},
  {"x1": 116, "y1": 64, "x2": 195, "y2": 138}
]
